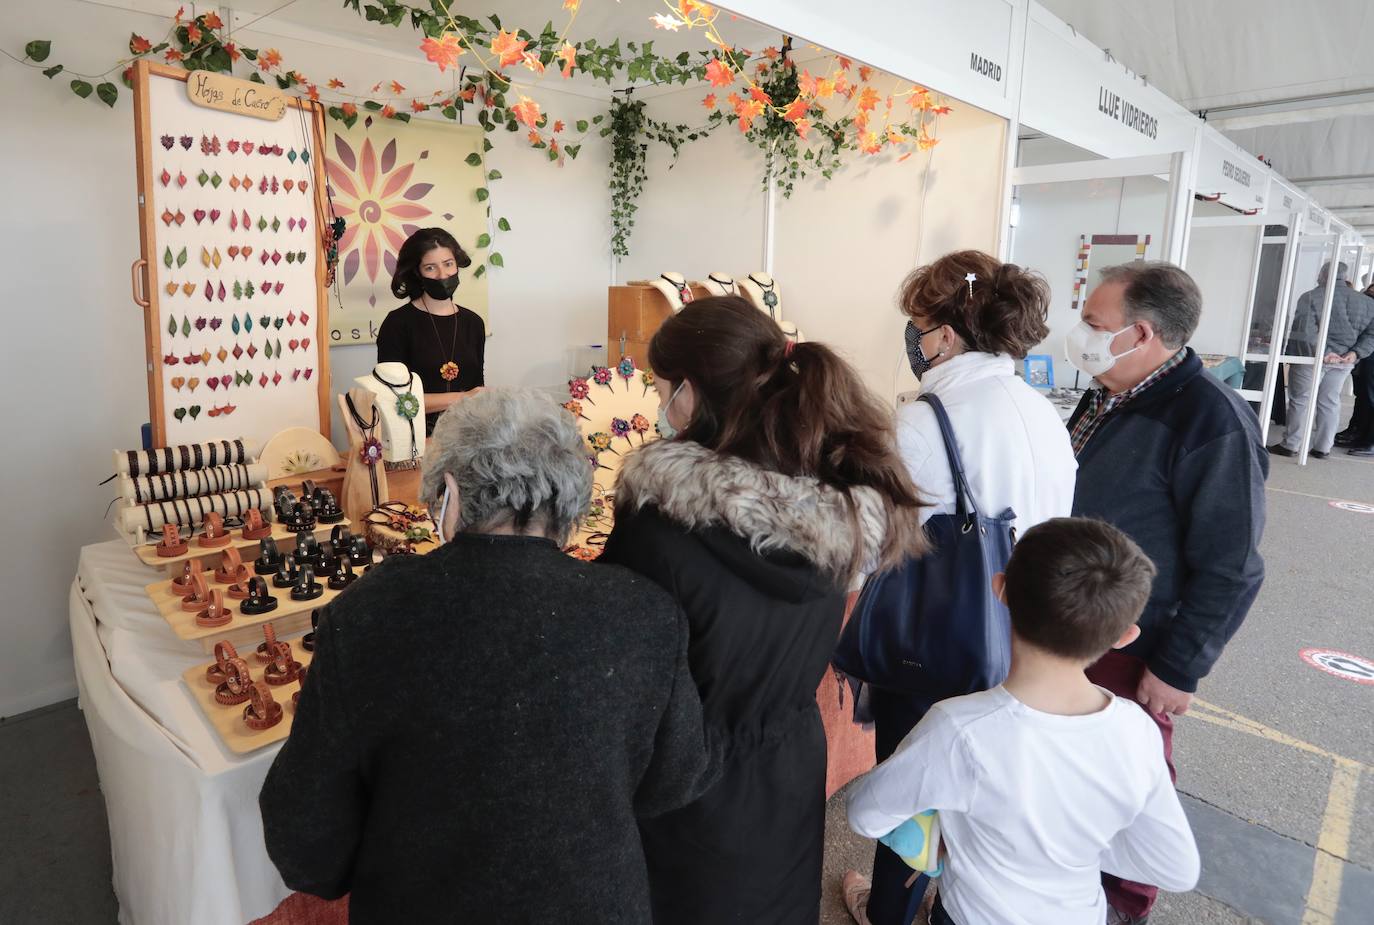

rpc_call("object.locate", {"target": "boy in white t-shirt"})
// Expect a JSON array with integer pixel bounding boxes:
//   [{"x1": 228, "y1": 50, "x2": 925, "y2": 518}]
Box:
[{"x1": 847, "y1": 518, "x2": 1200, "y2": 925}]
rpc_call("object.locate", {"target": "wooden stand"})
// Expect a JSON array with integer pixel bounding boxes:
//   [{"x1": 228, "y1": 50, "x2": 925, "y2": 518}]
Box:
[
  {"x1": 134, "y1": 519, "x2": 348, "y2": 576},
  {"x1": 181, "y1": 639, "x2": 313, "y2": 754},
  {"x1": 607, "y1": 283, "x2": 709, "y2": 368}
]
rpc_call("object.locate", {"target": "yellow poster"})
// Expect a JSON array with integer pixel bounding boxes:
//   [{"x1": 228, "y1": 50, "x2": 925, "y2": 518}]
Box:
[{"x1": 324, "y1": 117, "x2": 490, "y2": 344}]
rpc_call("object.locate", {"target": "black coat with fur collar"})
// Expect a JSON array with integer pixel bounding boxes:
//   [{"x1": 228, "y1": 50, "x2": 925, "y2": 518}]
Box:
[{"x1": 602, "y1": 440, "x2": 890, "y2": 925}]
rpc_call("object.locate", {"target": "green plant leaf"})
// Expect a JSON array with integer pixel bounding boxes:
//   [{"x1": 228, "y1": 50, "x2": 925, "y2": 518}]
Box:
[
  {"x1": 486, "y1": 169, "x2": 502, "y2": 180},
  {"x1": 475, "y1": 187, "x2": 489, "y2": 202},
  {"x1": 489, "y1": 252, "x2": 504, "y2": 268},
  {"x1": 25, "y1": 40, "x2": 51, "y2": 62},
  {"x1": 442, "y1": 105, "x2": 457, "y2": 120},
  {"x1": 70, "y1": 79, "x2": 92, "y2": 99},
  {"x1": 465, "y1": 152, "x2": 481, "y2": 166},
  {"x1": 565, "y1": 144, "x2": 581, "y2": 159},
  {"x1": 576, "y1": 119, "x2": 588, "y2": 132},
  {"x1": 42, "y1": 64, "x2": 63, "y2": 79},
  {"x1": 475, "y1": 233, "x2": 491, "y2": 248},
  {"x1": 497, "y1": 217, "x2": 511, "y2": 231},
  {"x1": 393, "y1": 112, "x2": 410, "y2": 122},
  {"x1": 474, "y1": 264, "x2": 486, "y2": 278},
  {"x1": 363, "y1": 100, "x2": 382, "y2": 111},
  {"x1": 176, "y1": 247, "x2": 188, "y2": 268},
  {"x1": 250, "y1": 72, "x2": 265, "y2": 84},
  {"x1": 96, "y1": 82, "x2": 118, "y2": 107}
]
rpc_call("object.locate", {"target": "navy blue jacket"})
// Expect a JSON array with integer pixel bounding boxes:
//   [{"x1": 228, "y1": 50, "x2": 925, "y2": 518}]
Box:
[{"x1": 1070, "y1": 349, "x2": 1268, "y2": 692}]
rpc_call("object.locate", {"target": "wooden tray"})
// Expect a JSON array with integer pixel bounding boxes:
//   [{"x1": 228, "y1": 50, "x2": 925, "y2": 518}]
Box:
[
  {"x1": 134, "y1": 518, "x2": 351, "y2": 575},
  {"x1": 182, "y1": 638, "x2": 313, "y2": 754},
  {"x1": 147, "y1": 563, "x2": 358, "y2": 652}
]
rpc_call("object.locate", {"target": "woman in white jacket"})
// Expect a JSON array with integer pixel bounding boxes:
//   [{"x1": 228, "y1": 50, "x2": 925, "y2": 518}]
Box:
[{"x1": 844, "y1": 250, "x2": 1078, "y2": 925}]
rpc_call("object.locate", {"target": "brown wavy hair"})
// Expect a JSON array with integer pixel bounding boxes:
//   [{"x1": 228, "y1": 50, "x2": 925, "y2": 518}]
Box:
[
  {"x1": 648, "y1": 296, "x2": 928, "y2": 575},
  {"x1": 898, "y1": 251, "x2": 1050, "y2": 359}
]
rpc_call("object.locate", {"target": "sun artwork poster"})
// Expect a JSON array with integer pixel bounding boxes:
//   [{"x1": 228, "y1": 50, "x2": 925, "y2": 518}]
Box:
[{"x1": 325, "y1": 117, "x2": 490, "y2": 344}]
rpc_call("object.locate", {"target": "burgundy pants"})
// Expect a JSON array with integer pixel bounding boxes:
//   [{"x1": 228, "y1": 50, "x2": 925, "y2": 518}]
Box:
[{"x1": 1085, "y1": 650, "x2": 1178, "y2": 919}]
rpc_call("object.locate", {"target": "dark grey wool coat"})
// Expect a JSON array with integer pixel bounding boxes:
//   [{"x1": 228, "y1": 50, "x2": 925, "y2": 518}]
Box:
[{"x1": 259, "y1": 532, "x2": 714, "y2": 924}]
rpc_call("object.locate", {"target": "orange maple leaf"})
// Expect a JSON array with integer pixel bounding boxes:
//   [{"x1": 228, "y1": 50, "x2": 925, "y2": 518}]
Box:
[
  {"x1": 564, "y1": 0, "x2": 580, "y2": 9},
  {"x1": 798, "y1": 69, "x2": 818, "y2": 98},
  {"x1": 224, "y1": 42, "x2": 241, "y2": 62},
  {"x1": 860, "y1": 130, "x2": 881, "y2": 154},
  {"x1": 834, "y1": 71, "x2": 850, "y2": 96},
  {"x1": 702, "y1": 93, "x2": 717, "y2": 108},
  {"x1": 521, "y1": 52, "x2": 546, "y2": 75},
  {"x1": 173, "y1": 6, "x2": 184, "y2": 23},
  {"x1": 328, "y1": 78, "x2": 345, "y2": 89},
  {"x1": 461, "y1": 87, "x2": 476, "y2": 102},
  {"x1": 259, "y1": 48, "x2": 282, "y2": 71},
  {"x1": 165, "y1": 48, "x2": 185, "y2": 63},
  {"x1": 726, "y1": 92, "x2": 743, "y2": 109},
  {"x1": 763, "y1": 46, "x2": 781, "y2": 60},
  {"x1": 859, "y1": 65, "x2": 873, "y2": 82},
  {"x1": 782, "y1": 97, "x2": 808, "y2": 122},
  {"x1": 528, "y1": 130, "x2": 542, "y2": 144},
  {"x1": 129, "y1": 34, "x2": 152, "y2": 55},
  {"x1": 420, "y1": 34, "x2": 462, "y2": 72},
  {"x1": 704, "y1": 57, "x2": 735, "y2": 87},
  {"x1": 491, "y1": 30, "x2": 528, "y2": 69},
  {"x1": 837, "y1": 56, "x2": 852, "y2": 70},
  {"x1": 390, "y1": 80, "x2": 406, "y2": 94},
  {"x1": 855, "y1": 109, "x2": 870, "y2": 133},
  {"x1": 186, "y1": 23, "x2": 202, "y2": 44},
  {"x1": 371, "y1": 82, "x2": 382, "y2": 92},
  {"x1": 553, "y1": 120, "x2": 565, "y2": 133},
  {"x1": 737, "y1": 99, "x2": 764, "y2": 131},
  {"x1": 307, "y1": 84, "x2": 320, "y2": 102},
  {"x1": 857, "y1": 86, "x2": 880, "y2": 113},
  {"x1": 381, "y1": 104, "x2": 397, "y2": 118},
  {"x1": 511, "y1": 95, "x2": 542, "y2": 128},
  {"x1": 558, "y1": 42, "x2": 577, "y2": 78},
  {"x1": 886, "y1": 126, "x2": 905, "y2": 144},
  {"x1": 918, "y1": 134, "x2": 939, "y2": 150},
  {"x1": 815, "y1": 78, "x2": 835, "y2": 99},
  {"x1": 794, "y1": 117, "x2": 812, "y2": 139},
  {"x1": 202, "y1": 11, "x2": 224, "y2": 30},
  {"x1": 679, "y1": 1, "x2": 715, "y2": 18},
  {"x1": 933, "y1": 105, "x2": 952, "y2": 115},
  {"x1": 341, "y1": 102, "x2": 358, "y2": 117},
  {"x1": 749, "y1": 86, "x2": 772, "y2": 105},
  {"x1": 412, "y1": 99, "x2": 428, "y2": 113}
]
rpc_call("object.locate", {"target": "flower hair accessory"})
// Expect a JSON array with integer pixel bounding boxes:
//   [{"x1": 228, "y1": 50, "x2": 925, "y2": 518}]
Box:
[
  {"x1": 641, "y1": 370, "x2": 655, "y2": 396},
  {"x1": 360, "y1": 437, "x2": 383, "y2": 466},
  {"x1": 630, "y1": 413, "x2": 651, "y2": 444},
  {"x1": 588, "y1": 432, "x2": 619, "y2": 457},
  {"x1": 616, "y1": 357, "x2": 635, "y2": 390},
  {"x1": 611, "y1": 417, "x2": 632, "y2": 447},
  {"x1": 591, "y1": 366, "x2": 614, "y2": 392},
  {"x1": 568, "y1": 376, "x2": 594, "y2": 405},
  {"x1": 563, "y1": 399, "x2": 590, "y2": 421}
]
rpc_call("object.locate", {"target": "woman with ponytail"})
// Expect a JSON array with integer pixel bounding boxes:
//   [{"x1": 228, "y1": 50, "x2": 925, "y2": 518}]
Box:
[
  {"x1": 601, "y1": 296, "x2": 927, "y2": 924},
  {"x1": 843, "y1": 251, "x2": 1078, "y2": 925}
]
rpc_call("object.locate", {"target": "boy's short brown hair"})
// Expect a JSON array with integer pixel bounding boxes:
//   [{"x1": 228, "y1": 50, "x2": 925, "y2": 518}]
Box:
[{"x1": 1003, "y1": 518, "x2": 1157, "y2": 661}]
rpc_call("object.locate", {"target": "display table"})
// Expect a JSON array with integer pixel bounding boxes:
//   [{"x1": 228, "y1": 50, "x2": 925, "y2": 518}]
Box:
[
  {"x1": 71, "y1": 539, "x2": 873, "y2": 924},
  {"x1": 71, "y1": 539, "x2": 304, "y2": 925}
]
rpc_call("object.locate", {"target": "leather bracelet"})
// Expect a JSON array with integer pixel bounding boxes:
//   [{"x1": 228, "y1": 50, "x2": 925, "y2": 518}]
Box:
[
  {"x1": 214, "y1": 657, "x2": 253, "y2": 705},
  {"x1": 214, "y1": 547, "x2": 244, "y2": 584},
  {"x1": 243, "y1": 681, "x2": 284, "y2": 731},
  {"x1": 195, "y1": 589, "x2": 232, "y2": 628},
  {"x1": 181, "y1": 572, "x2": 210, "y2": 612},
  {"x1": 206, "y1": 641, "x2": 239, "y2": 684},
  {"x1": 263, "y1": 641, "x2": 301, "y2": 686},
  {"x1": 255, "y1": 623, "x2": 278, "y2": 663}
]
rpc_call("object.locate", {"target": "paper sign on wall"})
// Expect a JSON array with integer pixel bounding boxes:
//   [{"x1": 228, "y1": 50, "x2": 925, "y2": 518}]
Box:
[{"x1": 186, "y1": 71, "x2": 287, "y2": 121}]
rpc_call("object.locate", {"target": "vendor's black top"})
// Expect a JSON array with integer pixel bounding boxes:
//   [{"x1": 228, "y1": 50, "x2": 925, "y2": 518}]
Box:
[
  {"x1": 600, "y1": 439, "x2": 893, "y2": 925},
  {"x1": 376, "y1": 302, "x2": 486, "y2": 396},
  {"x1": 259, "y1": 533, "x2": 715, "y2": 925}
]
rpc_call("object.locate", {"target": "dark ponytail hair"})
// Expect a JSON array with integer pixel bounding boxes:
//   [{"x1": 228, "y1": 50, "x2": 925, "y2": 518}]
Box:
[
  {"x1": 648, "y1": 296, "x2": 928, "y2": 574},
  {"x1": 899, "y1": 250, "x2": 1049, "y2": 358},
  {"x1": 390, "y1": 227, "x2": 473, "y2": 300}
]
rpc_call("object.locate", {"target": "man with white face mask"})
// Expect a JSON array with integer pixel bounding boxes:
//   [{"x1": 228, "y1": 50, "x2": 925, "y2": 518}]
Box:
[{"x1": 1065, "y1": 263, "x2": 1268, "y2": 925}]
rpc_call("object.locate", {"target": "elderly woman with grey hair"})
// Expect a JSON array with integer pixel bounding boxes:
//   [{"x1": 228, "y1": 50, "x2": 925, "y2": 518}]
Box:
[{"x1": 260, "y1": 389, "x2": 715, "y2": 925}]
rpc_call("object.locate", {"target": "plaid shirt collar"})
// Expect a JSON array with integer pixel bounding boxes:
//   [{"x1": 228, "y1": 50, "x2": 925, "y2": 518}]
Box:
[{"x1": 1071, "y1": 349, "x2": 1187, "y2": 455}]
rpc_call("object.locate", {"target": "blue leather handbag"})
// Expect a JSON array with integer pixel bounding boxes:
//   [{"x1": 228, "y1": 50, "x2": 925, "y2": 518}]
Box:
[{"x1": 833, "y1": 393, "x2": 1015, "y2": 699}]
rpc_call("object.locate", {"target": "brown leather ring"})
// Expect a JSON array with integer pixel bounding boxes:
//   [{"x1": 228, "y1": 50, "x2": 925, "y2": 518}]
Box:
[
  {"x1": 206, "y1": 641, "x2": 239, "y2": 684},
  {"x1": 171, "y1": 559, "x2": 204, "y2": 596},
  {"x1": 263, "y1": 641, "x2": 300, "y2": 685},
  {"x1": 255, "y1": 623, "x2": 278, "y2": 663},
  {"x1": 195, "y1": 589, "x2": 232, "y2": 628},
  {"x1": 214, "y1": 657, "x2": 253, "y2": 705},
  {"x1": 243, "y1": 681, "x2": 283, "y2": 731},
  {"x1": 213, "y1": 547, "x2": 243, "y2": 583},
  {"x1": 182, "y1": 572, "x2": 211, "y2": 612}
]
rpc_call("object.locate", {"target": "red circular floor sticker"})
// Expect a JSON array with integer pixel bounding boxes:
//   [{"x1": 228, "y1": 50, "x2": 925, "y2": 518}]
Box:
[
  {"x1": 1300, "y1": 648, "x2": 1374, "y2": 685},
  {"x1": 1329, "y1": 500, "x2": 1374, "y2": 514}
]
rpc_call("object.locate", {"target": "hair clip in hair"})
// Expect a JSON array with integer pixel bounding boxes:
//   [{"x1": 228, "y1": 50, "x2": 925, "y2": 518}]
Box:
[{"x1": 965, "y1": 272, "x2": 977, "y2": 299}]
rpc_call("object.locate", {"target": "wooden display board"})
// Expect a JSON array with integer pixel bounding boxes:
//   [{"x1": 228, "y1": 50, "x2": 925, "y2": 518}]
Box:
[
  {"x1": 607, "y1": 284, "x2": 708, "y2": 368},
  {"x1": 182, "y1": 638, "x2": 313, "y2": 754},
  {"x1": 130, "y1": 61, "x2": 332, "y2": 448},
  {"x1": 134, "y1": 518, "x2": 345, "y2": 575}
]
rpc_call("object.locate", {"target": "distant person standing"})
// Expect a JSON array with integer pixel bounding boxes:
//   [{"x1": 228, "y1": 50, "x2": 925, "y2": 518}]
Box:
[
  {"x1": 1335, "y1": 278, "x2": 1374, "y2": 456},
  {"x1": 1270, "y1": 262, "x2": 1374, "y2": 459}
]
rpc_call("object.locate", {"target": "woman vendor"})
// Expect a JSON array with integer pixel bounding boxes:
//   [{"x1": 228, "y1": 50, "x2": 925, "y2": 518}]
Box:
[{"x1": 377, "y1": 227, "x2": 485, "y2": 435}]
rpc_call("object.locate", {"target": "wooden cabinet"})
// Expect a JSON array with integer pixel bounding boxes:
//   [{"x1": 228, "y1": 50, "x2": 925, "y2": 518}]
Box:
[{"x1": 606, "y1": 283, "x2": 709, "y2": 366}]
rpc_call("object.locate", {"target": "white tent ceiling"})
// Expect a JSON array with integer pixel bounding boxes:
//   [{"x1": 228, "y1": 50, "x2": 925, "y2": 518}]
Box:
[{"x1": 1038, "y1": 0, "x2": 1374, "y2": 231}]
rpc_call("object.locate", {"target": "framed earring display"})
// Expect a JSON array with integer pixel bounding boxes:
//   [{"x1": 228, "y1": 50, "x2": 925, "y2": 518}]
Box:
[{"x1": 130, "y1": 61, "x2": 332, "y2": 448}]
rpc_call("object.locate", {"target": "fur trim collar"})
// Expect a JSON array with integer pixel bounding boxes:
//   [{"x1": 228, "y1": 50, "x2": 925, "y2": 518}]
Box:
[{"x1": 613, "y1": 440, "x2": 890, "y2": 577}]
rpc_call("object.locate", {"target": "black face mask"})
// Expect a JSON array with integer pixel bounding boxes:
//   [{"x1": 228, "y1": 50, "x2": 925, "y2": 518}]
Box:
[
  {"x1": 419, "y1": 273, "x2": 459, "y2": 300},
  {"x1": 905, "y1": 320, "x2": 945, "y2": 380}
]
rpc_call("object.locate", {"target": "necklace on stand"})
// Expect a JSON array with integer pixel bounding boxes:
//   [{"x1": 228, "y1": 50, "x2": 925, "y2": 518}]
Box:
[
  {"x1": 371, "y1": 366, "x2": 420, "y2": 460},
  {"x1": 661, "y1": 274, "x2": 694, "y2": 306},
  {"x1": 748, "y1": 274, "x2": 779, "y2": 318},
  {"x1": 421, "y1": 296, "x2": 460, "y2": 388},
  {"x1": 345, "y1": 393, "x2": 383, "y2": 507}
]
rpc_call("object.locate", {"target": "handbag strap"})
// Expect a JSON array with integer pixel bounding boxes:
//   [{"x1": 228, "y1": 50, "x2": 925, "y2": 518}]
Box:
[{"x1": 918, "y1": 393, "x2": 980, "y2": 523}]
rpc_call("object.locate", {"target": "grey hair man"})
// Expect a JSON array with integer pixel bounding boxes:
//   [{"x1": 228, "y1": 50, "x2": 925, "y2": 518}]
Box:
[
  {"x1": 1066, "y1": 262, "x2": 1267, "y2": 925},
  {"x1": 1273, "y1": 260, "x2": 1374, "y2": 458}
]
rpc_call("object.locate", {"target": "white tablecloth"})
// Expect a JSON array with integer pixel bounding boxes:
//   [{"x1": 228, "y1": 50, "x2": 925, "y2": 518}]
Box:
[{"x1": 71, "y1": 539, "x2": 291, "y2": 925}]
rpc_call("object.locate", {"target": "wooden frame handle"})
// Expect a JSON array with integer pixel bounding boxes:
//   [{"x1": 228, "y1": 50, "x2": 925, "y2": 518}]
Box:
[{"x1": 131, "y1": 258, "x2": 150, "y2": 309}]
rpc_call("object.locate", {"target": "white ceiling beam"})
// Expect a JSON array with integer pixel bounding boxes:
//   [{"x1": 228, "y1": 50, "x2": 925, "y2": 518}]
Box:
[{"x1": 1200, "y1": 87, "x2": 1374, "y2": 130}]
